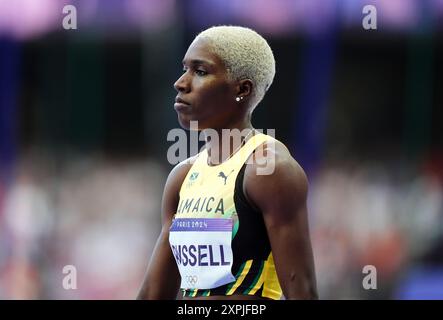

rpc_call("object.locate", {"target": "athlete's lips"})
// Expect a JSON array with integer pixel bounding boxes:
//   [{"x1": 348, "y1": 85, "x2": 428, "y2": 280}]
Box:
[{"x1": 174, "y1": 97, "x2": 191, "y2": 112}]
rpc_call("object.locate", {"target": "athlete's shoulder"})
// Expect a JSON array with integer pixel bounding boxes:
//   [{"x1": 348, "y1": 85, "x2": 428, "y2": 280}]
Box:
[
  {"x1": 242, "y1": 137, "x2": 308, "y2": 219},
  {"x1": 262, "y1": 136, "x2": 293, "y2": 162},
  {"x1": 167, "y1": 153, "x2": 199, "y2": 186},
  {"x1": 250, "y1": 135, "x2": 301, "y2": 169},
  {"x1": 245, "y1": 136, "x2": 308, "y2": 193}
]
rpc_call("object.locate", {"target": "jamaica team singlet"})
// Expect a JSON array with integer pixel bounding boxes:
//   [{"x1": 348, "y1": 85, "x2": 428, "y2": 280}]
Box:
[{"x1": 169, "y1": 132, "x2": 283, "y2": 299}]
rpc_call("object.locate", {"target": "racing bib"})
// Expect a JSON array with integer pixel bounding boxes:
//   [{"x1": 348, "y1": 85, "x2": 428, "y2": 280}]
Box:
[{"x1": 169, "y1": 218, "x2": 236, "y2": 289}]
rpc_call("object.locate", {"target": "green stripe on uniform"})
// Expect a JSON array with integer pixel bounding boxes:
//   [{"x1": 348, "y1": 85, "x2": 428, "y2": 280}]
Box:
[
  {"x1": 243, "y1": 261, "x2": 264, "y2": 295},
  {"x1": 232, "y1": 220, "x2": 240, "y2": 238},
  {"x1": 225, "y1": 261, "x2": 246, "y2": 294},
  {"x1": 201, "y1": 290, "x2": 211, "y2": 297}
]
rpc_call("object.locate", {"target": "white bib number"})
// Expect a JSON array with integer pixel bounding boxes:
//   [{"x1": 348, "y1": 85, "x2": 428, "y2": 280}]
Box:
[{"x1": 169, "y1": 218, "x2": 235, "y2": 289}]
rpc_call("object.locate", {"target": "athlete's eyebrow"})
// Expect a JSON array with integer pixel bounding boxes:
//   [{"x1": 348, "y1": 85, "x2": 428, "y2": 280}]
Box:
[{"x1": 182, "y1": 59, "x2": 215, "y2": 67}]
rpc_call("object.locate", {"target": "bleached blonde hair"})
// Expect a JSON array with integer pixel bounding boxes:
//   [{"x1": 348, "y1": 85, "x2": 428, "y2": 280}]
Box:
[{"x1": 194, "y1": 25, "x2": 276, "y2": 108}]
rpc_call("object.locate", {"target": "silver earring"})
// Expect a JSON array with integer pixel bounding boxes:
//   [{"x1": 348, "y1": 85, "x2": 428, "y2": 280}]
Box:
[{"x1": 235, "y1": 97, "x2": 241, "y2": 102}]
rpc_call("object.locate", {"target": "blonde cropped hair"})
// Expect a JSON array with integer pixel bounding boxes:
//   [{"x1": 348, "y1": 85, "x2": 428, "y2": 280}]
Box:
[{"x1": 194, "y1": 26, "x2": 276, "y2": 108}]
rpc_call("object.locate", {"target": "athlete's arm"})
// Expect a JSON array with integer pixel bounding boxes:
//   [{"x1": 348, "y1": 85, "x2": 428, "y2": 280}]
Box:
[
  {"x1": 136, "y1": 159, "x2": 193, "y2": 300},
  {"x1": 244, "y1": 141, "x2": 318, "y2": 300}
]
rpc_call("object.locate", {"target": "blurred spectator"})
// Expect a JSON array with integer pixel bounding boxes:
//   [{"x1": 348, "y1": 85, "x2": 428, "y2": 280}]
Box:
[{"x1": 0, "y1": 151, "x2": 167, "y2": 299}]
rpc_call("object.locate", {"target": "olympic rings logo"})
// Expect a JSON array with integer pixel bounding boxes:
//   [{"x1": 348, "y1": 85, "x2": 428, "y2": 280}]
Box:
[{"x1": 185, "y1": 275, "x2": 198, "y2": 286}]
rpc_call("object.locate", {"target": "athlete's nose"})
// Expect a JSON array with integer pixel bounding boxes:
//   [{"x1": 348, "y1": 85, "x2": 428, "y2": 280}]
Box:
[{"x1": 174, "y1": 72, "x2": 191, "y2": 93}]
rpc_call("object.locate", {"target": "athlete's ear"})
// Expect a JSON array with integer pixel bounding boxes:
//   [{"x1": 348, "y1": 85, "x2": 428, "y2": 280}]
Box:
[{"x1": 235, "y1": 79, "x2": 253, "y2": 100}]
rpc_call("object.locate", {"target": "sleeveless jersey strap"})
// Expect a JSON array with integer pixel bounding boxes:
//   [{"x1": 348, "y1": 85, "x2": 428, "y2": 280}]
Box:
[
  {"x1": 194, "y1": 133, "x2": 273, "y2": 168},
  {"x1": 179, "y1": 133, "x2": 274, "y2": 196},
  {"x1": 230, "y1": 133, "x2": 274, "y2": 167}
]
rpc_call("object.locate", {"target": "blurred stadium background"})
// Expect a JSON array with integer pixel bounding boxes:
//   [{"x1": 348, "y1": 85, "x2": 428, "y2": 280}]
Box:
[{"x1": 0, "y1": 0, "x2": 442, "y2": 299}]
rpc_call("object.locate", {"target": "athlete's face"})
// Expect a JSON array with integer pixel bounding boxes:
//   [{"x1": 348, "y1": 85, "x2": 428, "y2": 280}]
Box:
[{"x1": 173, "y1": 38, "x2": 240, "y2": 130}]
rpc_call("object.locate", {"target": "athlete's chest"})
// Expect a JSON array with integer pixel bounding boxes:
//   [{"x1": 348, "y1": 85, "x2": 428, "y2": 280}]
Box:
[{"x1": 177, "y1": 164, "x2": 240, "y2": 216}]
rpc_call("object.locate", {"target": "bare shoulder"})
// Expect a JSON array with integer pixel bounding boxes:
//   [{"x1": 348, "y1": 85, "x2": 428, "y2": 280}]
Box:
[
  {"x1": 166, "y1": 154, "x2": 198, "y2": 186},
  {"x1": 246, "y1": 139, "x2": 308, "y2": 185},
  {"x1": 244, "y1": 139, "x2": 308, "y2": 208}
]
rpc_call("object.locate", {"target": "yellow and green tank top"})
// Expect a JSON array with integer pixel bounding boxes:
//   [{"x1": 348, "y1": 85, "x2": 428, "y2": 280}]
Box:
[{"x1": 174, "y1": 132, "x2": 283, "y2": 300}]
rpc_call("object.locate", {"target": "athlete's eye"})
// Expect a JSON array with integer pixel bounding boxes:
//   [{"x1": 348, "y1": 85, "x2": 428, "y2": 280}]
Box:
[{"x1": 195, "y1": 69, "x2": 207, "y2": 76}]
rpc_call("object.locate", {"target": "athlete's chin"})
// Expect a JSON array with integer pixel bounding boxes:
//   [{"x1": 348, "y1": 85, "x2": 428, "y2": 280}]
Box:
[{"x1": 176, "y1": 115, "x2": 208, "y2": 131}]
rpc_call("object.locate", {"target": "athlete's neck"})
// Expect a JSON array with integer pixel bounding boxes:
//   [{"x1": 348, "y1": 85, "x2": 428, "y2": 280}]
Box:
[{"x1": 202, "y1": 121, "x2": 254, "y2": 166}]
